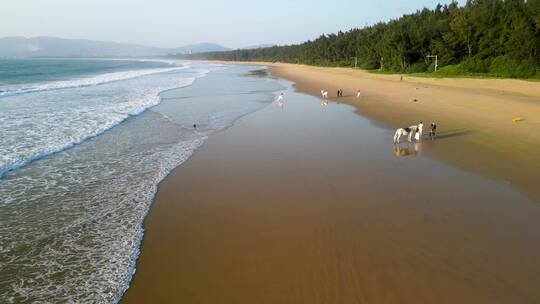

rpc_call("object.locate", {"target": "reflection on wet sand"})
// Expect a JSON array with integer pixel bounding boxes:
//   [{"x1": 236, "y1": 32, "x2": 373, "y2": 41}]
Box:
[
  {"x1": 393, "y1": 142, "x2": 421, "y2": 157},
  {"x1": 320, "y1": 99, "x2": 328, "y2": 107}
]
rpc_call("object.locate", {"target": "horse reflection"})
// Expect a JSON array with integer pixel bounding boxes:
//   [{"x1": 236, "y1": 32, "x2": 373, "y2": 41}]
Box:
[{"x1": 393, "y1": 142, "x2": 421, "y2": 157}]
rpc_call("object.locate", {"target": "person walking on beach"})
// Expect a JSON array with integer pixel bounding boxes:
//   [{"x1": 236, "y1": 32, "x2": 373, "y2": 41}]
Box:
[{"x1": 429, "y1": 122, "x2": 437, "y2": 140}]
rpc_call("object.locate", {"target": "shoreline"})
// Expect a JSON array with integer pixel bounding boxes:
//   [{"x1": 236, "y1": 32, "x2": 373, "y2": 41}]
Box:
[
  {"x1": 213, "y1": 61, "x2": 540, "y2": 98},
  {"x1": 121, "y1": 71, "x2": 540, "y2": 303},
  {"x1": 253, "y1": 62, "x2": 540, "y2": 202}
]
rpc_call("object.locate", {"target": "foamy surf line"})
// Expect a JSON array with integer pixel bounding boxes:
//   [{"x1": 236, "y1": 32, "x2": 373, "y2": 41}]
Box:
[
  {"x1": 0, "y1": 66, "x2": 187, "y2": 98},
  {"x1": 0, "y1": 63, "x2": 284, "y2": 303},
  {"x1": 113, "y1": 136, "x2": 207, "y2": 304},
  {"x1": 0, "y1": 75, "x2": 199, "y2": 178},
  {"x1": 0, "y1": 93, "x2": 158, "y2": 178}
]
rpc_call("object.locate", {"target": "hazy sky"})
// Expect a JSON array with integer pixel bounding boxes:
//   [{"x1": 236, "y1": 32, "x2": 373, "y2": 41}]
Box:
[{"x1": 1, "y1": 0, "x2": 464, "y2": 48}]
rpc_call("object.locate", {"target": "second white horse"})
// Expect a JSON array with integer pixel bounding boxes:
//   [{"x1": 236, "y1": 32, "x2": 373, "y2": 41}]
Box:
[{"x1": 321, "y1": 90, "x2": 328, "y2": 99}]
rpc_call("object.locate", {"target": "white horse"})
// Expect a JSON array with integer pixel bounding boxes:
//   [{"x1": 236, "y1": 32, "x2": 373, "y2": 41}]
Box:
[
  {"x1": 276, "y1": 93, "x2": 284, "y2": 103},
  {"x1": 393, "y1": 123, "x2": 423, "y2": 143},
  {"x1": 276, "y1": 93, "x2": 284, "y2": 108},
  {"x1": 321, "y1": 90, "x2": 328, "y2": 99}
]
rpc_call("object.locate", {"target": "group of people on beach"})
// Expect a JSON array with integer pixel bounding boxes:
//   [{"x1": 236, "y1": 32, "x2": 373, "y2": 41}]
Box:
[{"x1": 277, "y1": 91, "x2": 438, "y2": 142}]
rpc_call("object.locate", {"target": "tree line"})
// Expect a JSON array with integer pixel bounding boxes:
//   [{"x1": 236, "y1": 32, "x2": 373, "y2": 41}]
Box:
[{"x1": 179, "y1": 0, "x2": 539, "y2": 78}]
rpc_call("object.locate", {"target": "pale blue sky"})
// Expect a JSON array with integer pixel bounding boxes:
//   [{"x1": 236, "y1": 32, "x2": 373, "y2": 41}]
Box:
[{"x1": 1, "y1": 0, "x2": 464, "y2": 48}]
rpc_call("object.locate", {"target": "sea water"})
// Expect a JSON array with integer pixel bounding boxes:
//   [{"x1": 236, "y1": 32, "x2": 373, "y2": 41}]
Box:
[{"x1": 0, "y1": 59, "x2": 283, "y2": 303}]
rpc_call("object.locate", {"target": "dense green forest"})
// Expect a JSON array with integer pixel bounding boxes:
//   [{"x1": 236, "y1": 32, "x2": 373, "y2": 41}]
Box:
[{"x1": 180, "y1": 0, "x2": 540, "y2": 78}]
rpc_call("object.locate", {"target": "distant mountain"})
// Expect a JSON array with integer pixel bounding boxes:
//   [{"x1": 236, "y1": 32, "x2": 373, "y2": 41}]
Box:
[
  {"x1": 241, "y1": 44, "x2": 276, "y2": 50},
  {"x1": 0, "y1": 36, "x2": 231, "y2": 58},
  {"x1": 170, "y1": 43, "x2": 231, "y2": 55}
]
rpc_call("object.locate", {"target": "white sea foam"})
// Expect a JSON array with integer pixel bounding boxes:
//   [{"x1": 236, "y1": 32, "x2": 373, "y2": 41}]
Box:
[
  {"x1": 0, "y1": 66, "x2": 211, "y2": 177},
  {"x1": 0, "y1": 123, "x2": 209, "y2": 303},
  {"x1": 0, "y1": 63, "x2": 282, "y2": 303},
  {"x1": 0, "y1": 66, "x2": 187, "y2": 98}
]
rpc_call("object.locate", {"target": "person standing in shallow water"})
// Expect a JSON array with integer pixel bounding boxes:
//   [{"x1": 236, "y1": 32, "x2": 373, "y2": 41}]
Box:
[{"x1": 429, "y1": 122, "x2": 437, "y2": 140}]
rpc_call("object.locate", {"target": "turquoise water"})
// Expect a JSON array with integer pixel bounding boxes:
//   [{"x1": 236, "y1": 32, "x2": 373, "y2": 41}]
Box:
[
  {"x1": 0, "y1": 58, "x2": 169, "y2": 87},
  {"x1": 0, "y1": 59, "x2": 283, "y2": 303},
  {"x1": 0, "y1": 59, "x2": 189, "y2": 176}
]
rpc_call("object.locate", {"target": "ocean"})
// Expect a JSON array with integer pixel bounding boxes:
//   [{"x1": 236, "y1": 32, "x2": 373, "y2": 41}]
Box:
[{"x1": 0, "y1": 58, "x2": 283, "y2": 303}]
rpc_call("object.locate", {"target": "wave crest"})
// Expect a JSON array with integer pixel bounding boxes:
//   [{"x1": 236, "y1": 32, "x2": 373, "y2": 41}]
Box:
[{"x1": 0, "y1": 66, "x2": 187, "y2": 98}]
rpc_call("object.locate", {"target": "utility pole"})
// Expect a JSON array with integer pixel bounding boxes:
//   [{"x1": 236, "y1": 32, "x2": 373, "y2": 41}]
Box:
[
  {"x1": 350, "y1": 57, "x2": 357, "y2": 68},
  {"x1": 427, "y1": 55, "x2": 438, "y2": 72}
]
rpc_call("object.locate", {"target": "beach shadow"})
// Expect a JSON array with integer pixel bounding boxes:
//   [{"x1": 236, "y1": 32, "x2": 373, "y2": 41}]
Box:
[{"x1": 434, "y1": 129, "x2": 477, "y2": 140}]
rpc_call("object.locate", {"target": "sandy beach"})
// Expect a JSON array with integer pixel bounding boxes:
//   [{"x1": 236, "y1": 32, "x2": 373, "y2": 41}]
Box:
[
  {"x1": 122, "y1": 66, "x2": 540, "y2": 303},
  {"x1": 258, "y1": 62, "x2": 540, "y2": 202},
  {"x1": 4, "y1": 1, "x2": 540, "y2": 302}
]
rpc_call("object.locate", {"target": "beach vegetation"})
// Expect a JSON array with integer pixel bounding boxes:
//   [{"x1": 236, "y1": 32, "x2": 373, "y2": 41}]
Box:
[{"x1": 181, "y1": 0, "x2": 540, "y2": 79}]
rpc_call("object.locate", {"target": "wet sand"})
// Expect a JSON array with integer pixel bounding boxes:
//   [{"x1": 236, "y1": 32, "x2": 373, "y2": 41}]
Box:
[
  {"x1": 122, "y1": 76, "x2": 540, "y2": 303},
  {"x1": 266, "y1": 63, "x2": 540, "y2": 202}
]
